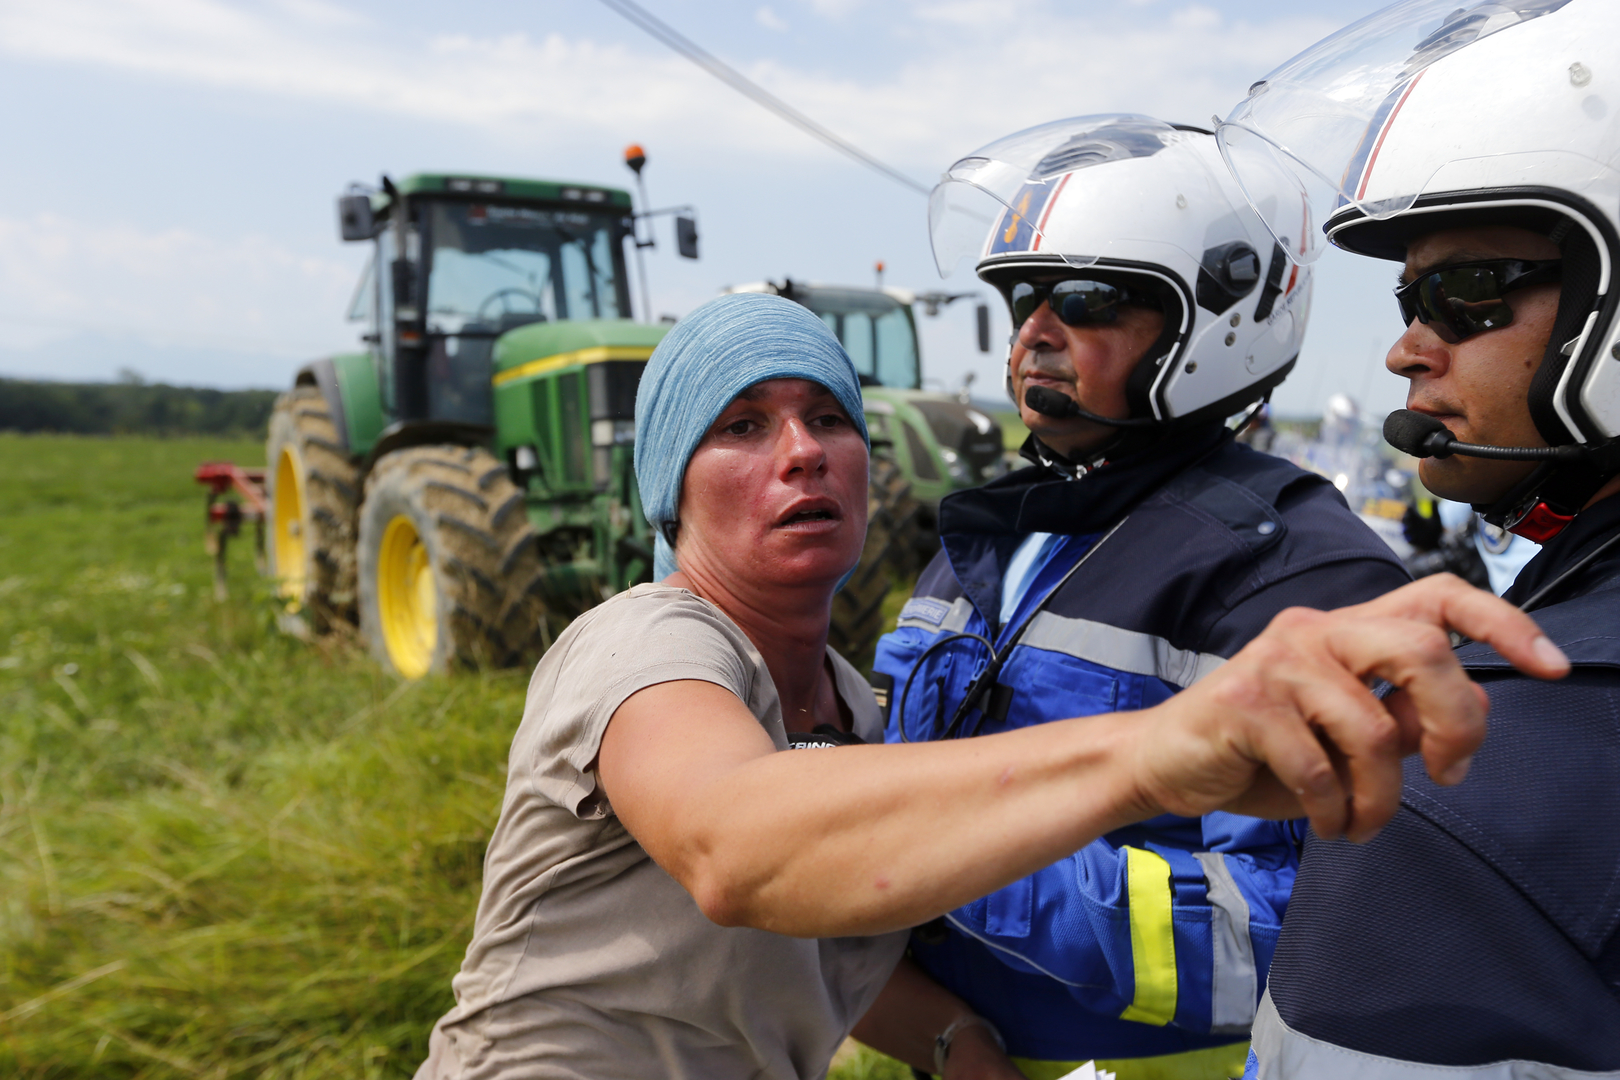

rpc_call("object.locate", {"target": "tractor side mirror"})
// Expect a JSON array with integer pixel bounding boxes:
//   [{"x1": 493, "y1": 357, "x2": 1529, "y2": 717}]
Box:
[
  {"x1": 338, "y1": 194, "x2": 374, "y2": 242},
  {"x1": 976, "y1": 303, "x2": 991, "y2": 353},
  {"x1": 676, "y1": 215, "x2": 699, "y2": 260}
]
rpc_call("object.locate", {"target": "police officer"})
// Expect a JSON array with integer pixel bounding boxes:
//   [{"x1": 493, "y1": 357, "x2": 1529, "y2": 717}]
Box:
[
  {"x1": 873, "y1": 117, "x2": 1411, "y2": 1077},
  {"x1": 1218, "y1": 0, "x2": 1620, "y2": 1072}
]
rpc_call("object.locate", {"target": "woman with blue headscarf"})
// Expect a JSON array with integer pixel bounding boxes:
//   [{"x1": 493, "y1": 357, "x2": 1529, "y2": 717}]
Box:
[
  {"x1": 414, "y1": 292, "x2": 1529, "y2": 1080},
  {"x1": 416, "y1": 293, "x2": 1020, "y2": 1079}
]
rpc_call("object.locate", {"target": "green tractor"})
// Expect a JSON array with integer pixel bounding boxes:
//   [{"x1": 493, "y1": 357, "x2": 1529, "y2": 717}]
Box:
[
  {"x1": 267, "y1": 170, "x2": 679, "y2": 678},
  {"x1": 265, "y1": 168, "x2": 1005, "y2": 678}
]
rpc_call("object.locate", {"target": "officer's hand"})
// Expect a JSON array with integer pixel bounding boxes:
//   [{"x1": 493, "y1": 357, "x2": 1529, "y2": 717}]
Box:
[{"x1": 1131, "y1": 574, "x2": 1568, "y2": 842}]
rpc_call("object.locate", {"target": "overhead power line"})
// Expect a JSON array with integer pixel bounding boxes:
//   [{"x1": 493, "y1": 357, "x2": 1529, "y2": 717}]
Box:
[{"x1": 594, "y1": 0, "x2": 931, "y2": 196}]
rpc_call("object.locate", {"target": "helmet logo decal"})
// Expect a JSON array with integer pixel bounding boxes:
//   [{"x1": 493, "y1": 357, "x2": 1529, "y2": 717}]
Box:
[
  {"x1": 1002, "y1": 190, "x2": 1033, "y2": 245},
  {"x1": 988, "y1": 174, "x2": 1072, "y2": 256}
]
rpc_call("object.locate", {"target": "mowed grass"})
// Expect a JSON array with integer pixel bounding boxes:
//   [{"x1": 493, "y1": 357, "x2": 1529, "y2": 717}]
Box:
[{"x1": 0, "y1": 434, "x2": 910, "y2": 1079}]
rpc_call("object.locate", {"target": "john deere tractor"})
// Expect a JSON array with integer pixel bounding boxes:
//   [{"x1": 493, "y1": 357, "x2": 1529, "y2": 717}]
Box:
[{"x1": 267, "y1": 170, "x2": 684, "y2": 678}]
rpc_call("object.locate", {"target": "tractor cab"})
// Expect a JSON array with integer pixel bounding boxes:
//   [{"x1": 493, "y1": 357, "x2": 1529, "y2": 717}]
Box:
[
  {"x1": 253, "y1": 169, "x2": 688, "y2": 679},
  {"x1": 340, "y1": 174, "x2": 637, "y2": 438},
  {"x1": 778, "y1": 283, "x2": 923, "y2": 391}
]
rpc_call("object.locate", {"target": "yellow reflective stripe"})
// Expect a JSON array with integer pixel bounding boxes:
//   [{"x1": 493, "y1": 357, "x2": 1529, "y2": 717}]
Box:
[
  {"x1": 1120, "y1": 845, "x2": 1178, "y2": 1026},
  {"x1": 491, "y1": 345, "x2": 656, "y2": 387},
  {"x1": 1010, "y1": 1040, "x2": 1248, "y2": 1080}
]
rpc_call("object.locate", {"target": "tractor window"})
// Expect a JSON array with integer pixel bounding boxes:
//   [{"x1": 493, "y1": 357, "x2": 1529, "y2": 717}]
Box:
[
  {"x1": 560, "y1": 227, "x2": 620, "y2": 322},
  {"x1": 832, "y1": 311, "x2": 875, "y2": 376},
  {"x1": 808, "y1": 293, "x2": 920, "y2": 390},
  {"x1": 423, "y1": 202, "x2": 624, "y2": 334},
  {"x1": 348, "y1": 254, "x2": 376, "y2": 324},
  {"x1": 377, "y1": 226, "x2": 398, "y2": 411},
  {"x1": 873, "y1": 306, "x2": 919, "y2": 389}
]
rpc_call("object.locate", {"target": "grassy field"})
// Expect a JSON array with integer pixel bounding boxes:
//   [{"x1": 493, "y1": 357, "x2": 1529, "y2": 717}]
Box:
[{"x1": 0, "y1": 434, "x2": 910, "y2": 1079}]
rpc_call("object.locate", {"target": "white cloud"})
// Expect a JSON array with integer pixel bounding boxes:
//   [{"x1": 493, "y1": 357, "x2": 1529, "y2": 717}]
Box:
[
  {"x1": 0, "y1": 0, "x2": 1393, "y2": 406},
  {"x1": 0, "y1": 0, "x2": 1343, "y2": 173},
  {"x1": 1170, "y1": 4, "x2": 1225, "y2": 30},
  {"x1": 795, "y1": 0, "x2": 867, "y2": 18},
  {"x1": 0, "y1": 213, "x2": 359, "y2": 359},
  {"x1": 269, "y1": 0, "x2": 368, "y2": 28},
  {"x1": 755, "y1": 5, "x2": 790, "y2": 32}
]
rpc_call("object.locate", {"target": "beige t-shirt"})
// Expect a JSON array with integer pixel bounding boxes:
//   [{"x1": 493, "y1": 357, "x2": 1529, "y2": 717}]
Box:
[{"x1": 415, "y1": 584, "x2": 907, "y2": 1080}]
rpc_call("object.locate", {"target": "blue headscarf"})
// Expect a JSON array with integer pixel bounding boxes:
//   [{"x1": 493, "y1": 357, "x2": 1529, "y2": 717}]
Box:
[{"x1": 635, "y1": 292, "x2": 870, "y2": 581}]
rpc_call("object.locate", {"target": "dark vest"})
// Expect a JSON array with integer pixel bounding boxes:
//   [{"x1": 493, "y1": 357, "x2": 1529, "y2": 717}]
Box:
[{"x1": 1259, "y1": 494, "x2": 1620, "y2": 1073}]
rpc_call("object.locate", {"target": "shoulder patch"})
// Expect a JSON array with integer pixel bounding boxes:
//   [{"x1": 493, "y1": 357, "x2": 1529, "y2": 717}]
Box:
[{"x1": 898, "y1": 597, "x2": 951, "y2": 626}]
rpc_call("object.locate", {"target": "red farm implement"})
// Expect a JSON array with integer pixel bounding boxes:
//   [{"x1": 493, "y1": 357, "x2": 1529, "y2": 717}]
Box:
[{"x1": 193, "y1": 462, "x2": 266, "y2": 600}]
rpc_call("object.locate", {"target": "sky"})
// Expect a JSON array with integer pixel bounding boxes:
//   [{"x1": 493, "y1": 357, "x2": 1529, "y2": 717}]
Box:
[{"x1": 0, "y1": 0, "x2": 1410, "y2": 419}]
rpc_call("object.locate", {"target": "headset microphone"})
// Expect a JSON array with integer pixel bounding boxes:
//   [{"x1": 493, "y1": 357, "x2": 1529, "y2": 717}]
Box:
[
  {"x1": 1024, "y1": 386, "x2": 1158, "y2": 427},
  {"x1": 1382, "y1": 409, "x2": 1584, "y2": 462}
]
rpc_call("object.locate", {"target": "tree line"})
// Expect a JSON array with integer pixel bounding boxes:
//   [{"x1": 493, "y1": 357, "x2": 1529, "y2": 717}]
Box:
[{"x1": 0, "y1": 378, "x2": 278, "y2": 437}]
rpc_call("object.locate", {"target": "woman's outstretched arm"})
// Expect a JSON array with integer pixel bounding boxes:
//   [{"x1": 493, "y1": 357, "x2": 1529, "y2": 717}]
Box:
[{"x1": 597, "y1": 575, "x2": 1567, "y2": 937}]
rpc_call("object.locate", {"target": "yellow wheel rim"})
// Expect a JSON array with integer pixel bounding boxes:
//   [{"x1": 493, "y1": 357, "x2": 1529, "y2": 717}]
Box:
[
  {"x1": 273, "y1": 446, "x2": 307, "y2": 604},
  {"x1": 378, "y1": 514, "x2": 437, "y2": 678}
]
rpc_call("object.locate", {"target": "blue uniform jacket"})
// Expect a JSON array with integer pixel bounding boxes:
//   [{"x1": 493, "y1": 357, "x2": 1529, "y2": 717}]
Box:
[
  {"x1": 873, "y1": 427, "x2": 1408, "y2": 1071},
  {"x1": 1249, "y1": 493, "x2": 1620, "y2": 1079}
]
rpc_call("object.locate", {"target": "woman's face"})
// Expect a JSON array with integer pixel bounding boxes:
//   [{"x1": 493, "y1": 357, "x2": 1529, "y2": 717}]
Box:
[{"x1": 676, "y1": 378, "x2": 868, "y2": 593}]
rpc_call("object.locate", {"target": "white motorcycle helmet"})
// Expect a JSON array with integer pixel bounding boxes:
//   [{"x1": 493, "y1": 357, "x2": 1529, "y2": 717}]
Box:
[
  {"x1": 929, "y1": 115, "x2": 1312, "y2": 433},
  {"x1": 1218, "y1": 0, "x2": 1620, "y2": 524}
]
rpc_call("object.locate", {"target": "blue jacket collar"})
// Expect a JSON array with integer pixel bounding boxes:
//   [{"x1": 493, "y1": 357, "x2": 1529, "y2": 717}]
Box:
[
  {"x1": 941, "y1": 424, "x2": 1230, "y2": 540},
  {"x1": 938, "y1": 424, "x2": 1230, "y2": 632}
]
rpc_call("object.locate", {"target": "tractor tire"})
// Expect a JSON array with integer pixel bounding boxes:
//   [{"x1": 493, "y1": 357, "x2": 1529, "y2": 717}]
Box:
[
  {"x1": 266, "y1": 386, "x2": 361, "y2": 632},
  {"x1": 357, "y1": 445, "x2": 551, "y2": 678},
  {"x1": 828, "y1": 454, "x2": 921, "y2": 671}
]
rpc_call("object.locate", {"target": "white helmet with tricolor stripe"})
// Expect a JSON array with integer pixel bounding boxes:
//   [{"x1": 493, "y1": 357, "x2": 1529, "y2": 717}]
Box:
[
  {"x1": 1218, "y1": 0, "x2": 1620, "y2": 449},
  {"x1": 928, "y1": 115, "x2": 1312, "y2": 429}
]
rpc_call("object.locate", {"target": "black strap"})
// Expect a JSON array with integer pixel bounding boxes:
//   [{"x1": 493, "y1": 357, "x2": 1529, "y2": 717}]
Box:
[{"x1": 904, "y1": 516, "x2": 1130, "y2": 743}]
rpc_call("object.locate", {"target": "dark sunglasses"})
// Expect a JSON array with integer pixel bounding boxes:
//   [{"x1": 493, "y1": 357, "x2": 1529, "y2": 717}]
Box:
[
  {"x1": 1394, "y1": 258, "x2": 1561, "y2": 344},
  {"x1": 1003, "y1": 277, "x2": 1161, "y2": 329}
]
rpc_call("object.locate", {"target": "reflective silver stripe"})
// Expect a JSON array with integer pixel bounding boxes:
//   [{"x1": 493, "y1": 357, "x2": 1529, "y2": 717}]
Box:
[
  {"x1": 896, "y1": 596, "x2": 974, "y2": 635},
  {"x1": 1020, "y1": 610, "x2": 1226, "y2": 687},
  {"x1": 1250, "y1": 989, "x2": 1620, "y2": 1079},
  {"x1": 1194, "y1": 852, "x2": 1257, "y2": 1034}
]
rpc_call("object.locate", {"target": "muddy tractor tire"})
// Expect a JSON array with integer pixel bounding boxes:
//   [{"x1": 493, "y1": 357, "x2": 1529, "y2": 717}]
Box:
[
  {"x1": 357, "y1": 445, "x2": 552, "y2": 679},
  {"x1": 828, "y1": 454, "x2": 921, "y2": 669},
  {"x1": 266, "y1": 386, "x2": 361, "y2": 632}
]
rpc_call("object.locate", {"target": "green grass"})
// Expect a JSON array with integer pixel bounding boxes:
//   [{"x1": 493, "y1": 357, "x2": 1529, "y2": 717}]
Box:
[{"x1": 0, "y1": 433, "x2": 912, "y2": 1079}]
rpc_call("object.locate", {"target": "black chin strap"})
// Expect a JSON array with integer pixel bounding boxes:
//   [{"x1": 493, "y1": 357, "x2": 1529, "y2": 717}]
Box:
[{"x1": 1020, "y1": 434, "x2": 1114, "y2": 480}]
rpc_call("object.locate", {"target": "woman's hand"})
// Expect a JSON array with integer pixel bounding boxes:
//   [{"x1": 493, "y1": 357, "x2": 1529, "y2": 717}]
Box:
[{"x1": 1127, "y1": 573, "x2": 1568, "y2": 843}]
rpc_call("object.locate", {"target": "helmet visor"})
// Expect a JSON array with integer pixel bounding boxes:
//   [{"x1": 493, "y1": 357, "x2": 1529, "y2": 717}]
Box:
[
  {"x1": 929, "y1": 115, "x2": 1189, "y2": 278},
  {"x1": 1216, "y1": 0, "x2": 1575, "y2": 265}
]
